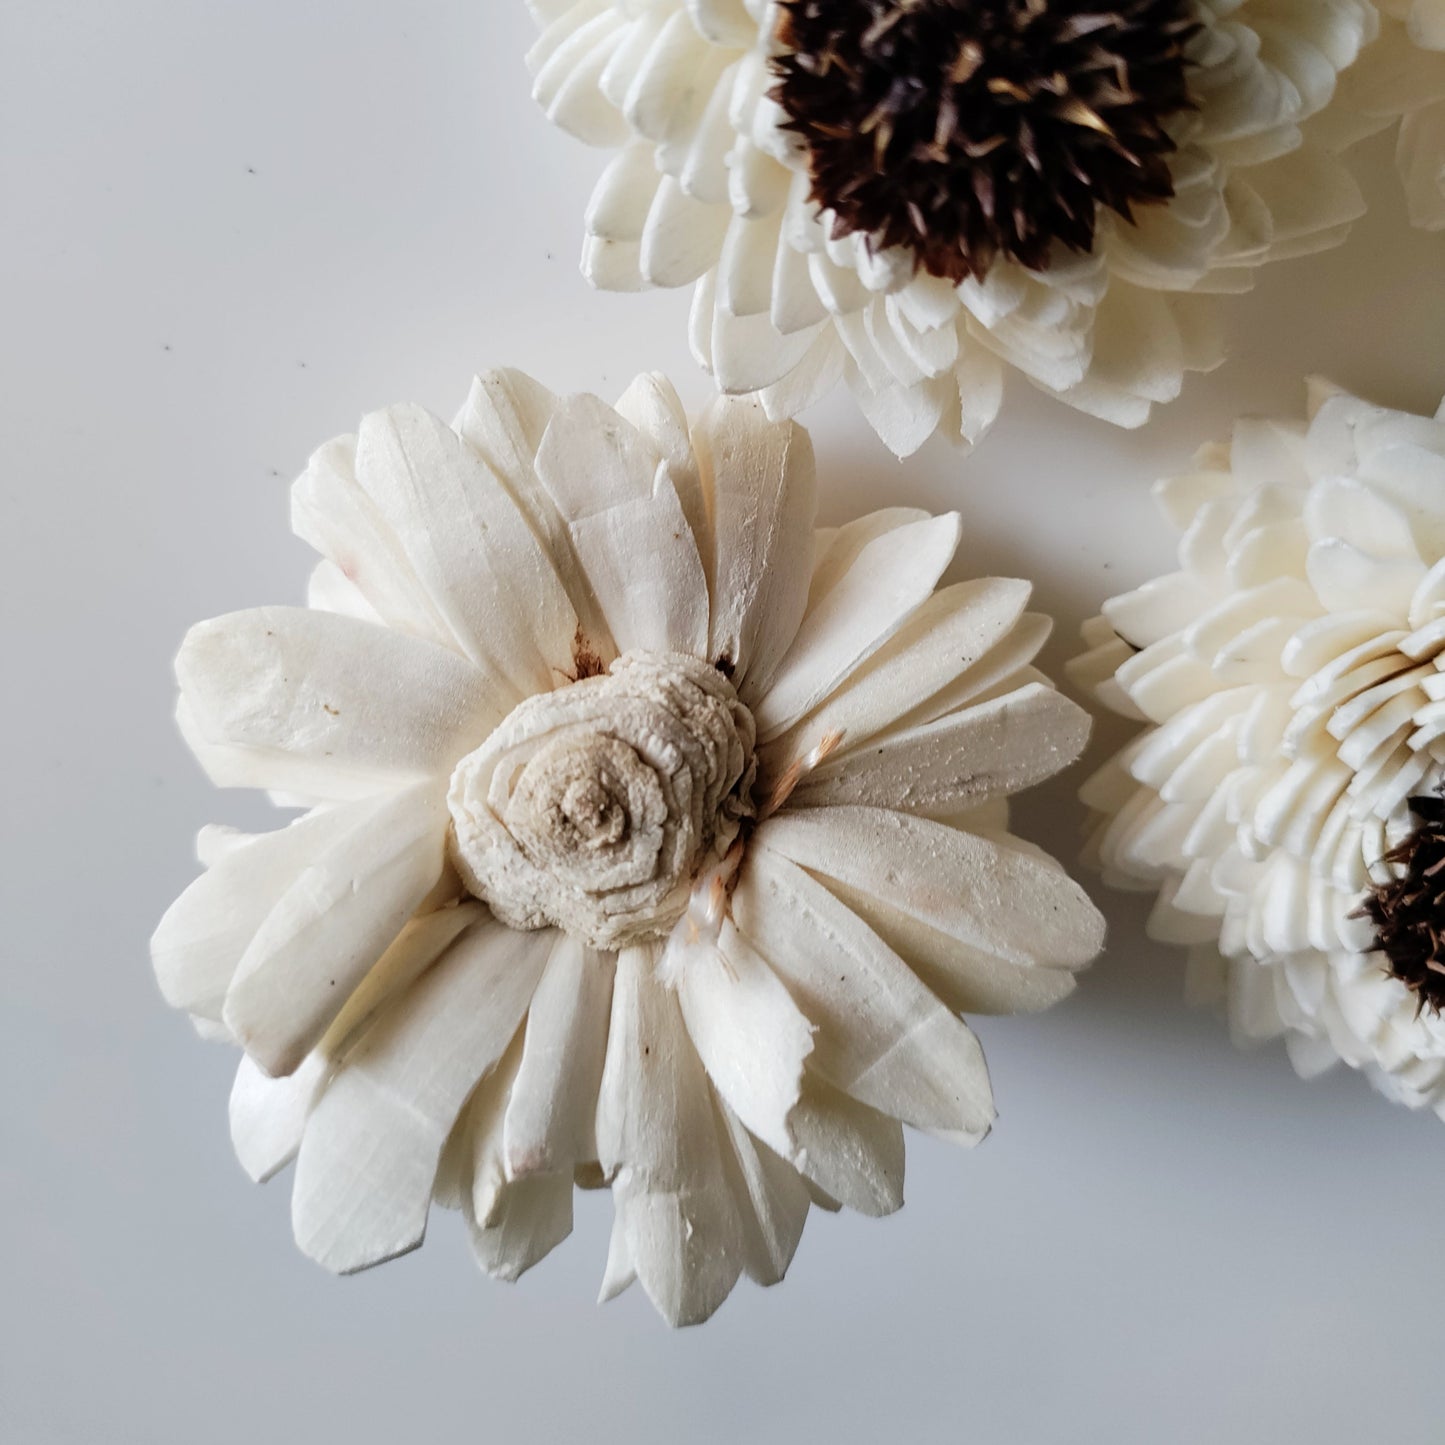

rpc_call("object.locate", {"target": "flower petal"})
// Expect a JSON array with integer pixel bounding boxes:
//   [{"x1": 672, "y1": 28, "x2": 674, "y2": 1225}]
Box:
[
  {"x1": 176, "y1": 607, "x2": 501, "y2": 799},
  {"x1": 290, "y1": 918, "x2": 551, "y2": 1274},
  {"x1": 901, "y1": 613, "x2": 1054, "y2": 726},
  {"x1": 791, "y1": 682, "x2": 1091, "y2": 817},
  {"x1": 290, "y1": 435, "x2": 457, "y2": 651},
  {"x1": 614, "y1": 371, "x2": 709, "y2": 552},
  {"x1": 351, "y1": 404, "x2": 580, "y2": 696},
  {"x1": 692, "y1": 395, "x2": 817, "y2": 696},
  {"x1": 666, "y1": 919, "x2": 814, "y2": 1157},
  {"x1": 502, "y1": 933, "x2": 615, "y2": 1180},
  {"x1": 228, "y1": 905, "x2": 483, "y2": 1182},
  {"x1": 715, "y1": 1103, "x2": 810, "y2": 1286},
  {"x1": 222, "y1": 782, "x2": 449, "y2": 1078},
  {"x1": 732, "y1": 847, "x2": 996, "y2": 1141},
  {"x1": 789, "y1": 1074, "x2": 905, "y2": 1217},
  {"x1": 759, "y1": 805, "x2": 1103, "y2": 1012},
  {"x1": 228, "y1": 1052, "x2": 329, "y2": 1184},
  {"x1": 533, "y1": 393, "x2": 711, "y2": 657},
  {"x1": 454, "y1": 370, "x2": 623, "y2": 664},
  {"x1": 805, "y1": 506, "x2": 929, "y2": 608},
  {"x1": 469, "y1": 1173, "x2": 575, "y2": 1283},
  {"x1": 306, "y1": 559, "x2": 380, "y2": 624},
  {"x1": 444, "y1": 1034, "x2": 579, "y2": 1283},
  {"x1": 153, "y1": 808, "x2": 359, "y2": 1021},
  {"x1": 755, "y1": 514, "x2": 963, "y2": 738},
  {"x1": 762, "y1": 578, "x2": 1034, "y2": 774},
  {"x1": 595, "y1": 945, "x2": 746, "y2": 1325}
]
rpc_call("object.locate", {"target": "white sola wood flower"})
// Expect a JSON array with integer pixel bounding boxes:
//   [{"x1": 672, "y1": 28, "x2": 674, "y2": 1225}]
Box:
[
  {"x1": 152, "y1": 369, "x2": 1104, "y2": 1325},
  {"x1": 528, "y1": 0, "x2": 1374, "y2": 456},
  {"x1": 1324, "y1": 0, "x2": 1445, "y2": 229},
  {"x1": 1073, "y1": 381, "x2": 1445, "y2": 1117}
]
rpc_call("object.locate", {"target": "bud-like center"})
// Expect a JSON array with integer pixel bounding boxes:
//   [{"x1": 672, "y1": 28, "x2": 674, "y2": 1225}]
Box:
[{"x1": 447, "y1": 652, "x2": 757, "y2": 952}]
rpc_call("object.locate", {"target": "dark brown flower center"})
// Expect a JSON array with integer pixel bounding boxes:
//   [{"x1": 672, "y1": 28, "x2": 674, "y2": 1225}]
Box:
[
  {"x1": 770, "y1": 0, "x2": 1201, "y2": 283},
  {"x1": 1359, "y1": 793, "x2": 1445, "y2": 1014}
]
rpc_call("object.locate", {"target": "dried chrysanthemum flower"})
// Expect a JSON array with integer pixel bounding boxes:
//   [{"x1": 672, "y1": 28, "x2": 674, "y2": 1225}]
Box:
[
  {"x1": 528, "y1": 0, "x2": 1374, "y2": 455},
  {"x1": 153, "y1": 368, "x2": 1104, "y2": 1325},
  {"x1": 1323, "y1": 0, "x2": 1445, "y2": 230},
  {"x1": 1072, "y1": 380, "x2": 1445, "y2": 1117}
]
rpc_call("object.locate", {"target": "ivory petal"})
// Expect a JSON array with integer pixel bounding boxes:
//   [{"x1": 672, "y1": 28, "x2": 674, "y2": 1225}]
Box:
[
  {"x1": 669, "y1": 921, "x2": 814, "y2": 1157},
  {"x1": 352, "y1": 404, "x2": 579, "y2": 695},
  {"x1": 732, "y1": 848, "x2": 996, "y2": 1141},
  {"x1": 176, "y1": 607, "x2": 501, "y2": 796},
  {"x1": 222, "y1": 782, "x2": 449, "y2": 1078},
  {"x1": 693, "y1": 396, "x2": 817, "y2": 694},
  {"x1": 290, "y1": 920, "x2": 550, "y2": 1274},
  {"x1": 715, "y1": 1103, "x2": 810, "y2": 1285},
  {"x1": 503, "y1": 935, "x2": 615, "y2": 1179},
  {"x1": 755, "y1": 514, "x2": 962, "y2": 738},
  {"x1": 535, "y1": 393, "x2": 711, "y2": 658},
  {"x1": 595, "y1": 947, "x2": 746, "y2": 1325},
  {"x1": 793, "y1": 682, "x2": 1092, "y2": 817}
]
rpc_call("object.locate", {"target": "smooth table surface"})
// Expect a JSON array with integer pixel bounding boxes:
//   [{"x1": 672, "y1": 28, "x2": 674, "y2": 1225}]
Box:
[{"x1": 5, "y1": 5, "x2": 1445, "y2": 1442}]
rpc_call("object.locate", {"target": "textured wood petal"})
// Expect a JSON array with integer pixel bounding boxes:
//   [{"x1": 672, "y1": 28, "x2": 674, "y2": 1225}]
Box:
[
  {"x1": 792, "y1": 682, "x2": 1091, "y2": 817},
  {"x1": 732, "y1": 847, "x2": 996, "y2": 1142},
  {"x1": 176, "y1": 606, "x2": 501, "y2": 799},
  {"x1": 290, "y1": 920, "x2": 551, "y2": 1275},
  {"x1": 222, "y1": 782, "x2": 449, "y2": 1079},
  {"x1": 595, "y1": 947, "x2": 747, "y2": 1325},
  {"x1": 668, "y1": 920, "x2": 814, "y2": 1158}
]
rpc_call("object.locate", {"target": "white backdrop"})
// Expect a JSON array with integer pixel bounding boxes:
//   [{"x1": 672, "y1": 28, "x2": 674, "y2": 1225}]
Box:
[{"x1": 6, "y1": 5, "x2": 1445, "y2": 1442}]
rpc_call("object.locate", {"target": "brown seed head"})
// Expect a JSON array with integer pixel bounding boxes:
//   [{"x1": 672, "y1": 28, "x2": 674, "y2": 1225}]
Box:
[
  {"x1": 770, "y1": 0, "x2": 1201, "y2": 283},
  {"x1": 1358, "y1": 792, "x2": 1445, "y2": 1015}
]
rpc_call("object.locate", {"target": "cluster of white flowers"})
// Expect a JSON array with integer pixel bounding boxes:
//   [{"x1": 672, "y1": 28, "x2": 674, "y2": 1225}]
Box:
[{"x1": 150, "y1": 2, "x2": 1445, "y2": 1329}]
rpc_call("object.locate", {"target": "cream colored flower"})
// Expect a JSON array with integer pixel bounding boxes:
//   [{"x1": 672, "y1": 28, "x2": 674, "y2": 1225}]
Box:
[
  {"x1": 153, "y1": 369, "x2": 1103, "y2": 1324},
  {"x1": 528, "y1": 0, "x2": 1373, "y2": 455},
  {"x1": 1073, "y1": 381, "x2": 1445, "y2": 1117},
  {"x1": 1325, "y1": 0, "x2": 1445, "y2": 229}
]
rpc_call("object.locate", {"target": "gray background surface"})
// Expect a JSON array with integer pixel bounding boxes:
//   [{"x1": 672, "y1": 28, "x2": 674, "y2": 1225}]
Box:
[{"x1": 6, "y1": 4, "x2": 1445, "y2": 1442}]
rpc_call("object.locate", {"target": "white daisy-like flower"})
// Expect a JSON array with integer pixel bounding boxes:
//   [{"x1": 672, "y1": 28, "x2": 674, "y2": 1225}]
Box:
[
  {"x1": 153, "y1": 368, "x2": 1104, "y2": 1325},
  {"x1": 1324, "y1": 0, "x2": 1445, "y2": 229},
  {"x1": 1072, "y1": 380, "x2": 1445, "y2": 1117},
  {"x1": 527, "y1": 0, "x2": 1374, "y2": 456}
]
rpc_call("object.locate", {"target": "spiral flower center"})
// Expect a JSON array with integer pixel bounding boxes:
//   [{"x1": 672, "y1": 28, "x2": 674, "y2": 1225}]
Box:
[
  {"x1": 447, "y1": 652, "x2": 757, "y2": 952},
  {"x1": 770, "y1": 0, "x2": 1200, "y2": 283}
]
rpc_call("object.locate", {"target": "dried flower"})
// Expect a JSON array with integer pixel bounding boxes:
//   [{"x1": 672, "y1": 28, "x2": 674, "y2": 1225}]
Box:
[
  {"x1": 154, "y1": 369, "x2": 1103, "y2": 1324},
  {"x1": 1072, "y1": 381, "x2": 1445, "y2": 1117},
  {"x1": 529, "y1": 0, "x2": 1374, "y2": 455}
]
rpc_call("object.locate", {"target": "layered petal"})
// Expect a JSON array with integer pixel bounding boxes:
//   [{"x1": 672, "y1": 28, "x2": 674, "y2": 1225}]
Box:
[
  {"x1": 291, "y1": 919, "x2": 552, "y2": 1273},
  {"x1": 732, "y1": 847, "x2": 997, "y2": 1142},
  {"x1": 176, "y1": 607, "x2": 501, "y2": 801},
  {"x1": 595, "y1": 946, "x2": 749, "y2": 1325}
]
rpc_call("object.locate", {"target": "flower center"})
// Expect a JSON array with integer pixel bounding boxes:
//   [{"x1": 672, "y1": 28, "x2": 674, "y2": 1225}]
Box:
[
  {"x1": 1359, "y1": 790, "x2": 1445, "y2": 1014},
  {"x1": 559, "y1": 773, "x2": 626, "y2": 848},
  {"x1": 770, "y1": 0, "x2": 1200, "y2": 283},
  {"x1": 446, "y1": 652, "x2": 757, "y2": 952}
]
